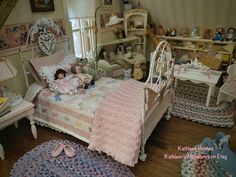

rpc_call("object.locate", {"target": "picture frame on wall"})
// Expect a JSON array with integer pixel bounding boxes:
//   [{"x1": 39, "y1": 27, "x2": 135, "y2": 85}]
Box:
[
  {"x1": 102, "y1": 0, "x2": 113, "y2": 8},
  {"x1": 30, "y1": 0, "x2": 55, "y2": 12}
]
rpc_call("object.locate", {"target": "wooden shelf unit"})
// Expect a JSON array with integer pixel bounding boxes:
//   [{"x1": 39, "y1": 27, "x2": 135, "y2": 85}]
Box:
[
  {"x1": 124, "y1": 9, "x2": 148, "y2": 56},
  {"x1": 156, "y1": 36, "x2": 236, "y2": 69}
]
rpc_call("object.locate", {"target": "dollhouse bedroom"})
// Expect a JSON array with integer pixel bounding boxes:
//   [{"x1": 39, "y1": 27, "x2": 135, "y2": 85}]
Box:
[{"x1": 0, "y1": 0, "x2": 236, "y2": 176}]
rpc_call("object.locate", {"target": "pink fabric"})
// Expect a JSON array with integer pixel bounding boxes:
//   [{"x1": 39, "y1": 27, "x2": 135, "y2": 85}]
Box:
[
  {"x1": 54, "y1": 75, "x2": 79, "y2": 94},
  {"x1": 88, "y1": 79, "x2": 144, "y2": 166}
]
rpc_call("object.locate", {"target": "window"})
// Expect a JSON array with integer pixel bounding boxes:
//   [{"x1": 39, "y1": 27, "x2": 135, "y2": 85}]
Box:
[{"x1": 70, "y1": 17, "x2": 95, "y2": 60}]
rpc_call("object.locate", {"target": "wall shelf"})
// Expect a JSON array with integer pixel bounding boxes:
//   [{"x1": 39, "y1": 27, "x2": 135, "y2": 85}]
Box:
[
  {"x1": 173, "y1": 46, "x2": 231, "y2": 55},
  {"x1": 127, "y1": 28, "x2": 145, "y2": 32},
  {"x1": 157, "y1": 36, "x2": 236, "y2": 45},
  {"x1": 156, "y1": 36, "x2": 236, "y2": 70}
]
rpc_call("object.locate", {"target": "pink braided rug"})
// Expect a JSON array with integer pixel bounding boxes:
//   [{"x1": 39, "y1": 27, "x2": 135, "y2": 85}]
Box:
[{"x1": 10, "y1": 140, "x2": 134, "y2": 177}]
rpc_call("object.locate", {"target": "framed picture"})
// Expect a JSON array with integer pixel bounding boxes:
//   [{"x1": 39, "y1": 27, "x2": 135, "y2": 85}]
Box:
[
  {"x1": 30, "y1": 0, "x2": 55, "y2": 12},
  {"x1": 102, "y1": 0, "x2": 113, "y2": 8}
]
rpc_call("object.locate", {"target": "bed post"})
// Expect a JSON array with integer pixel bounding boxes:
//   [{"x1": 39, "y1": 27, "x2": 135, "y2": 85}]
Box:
[
  {"x1": 139, "y1": 140, "x2": 147, "y2": 161},
  {"x1": 139, "y1": 40, "x2": 174, "y2": 161},
  {"x1": 165, "y1": 103, "x2": 172, "y2": 120},
  {"x1": 140, "y1": 88, "x2": 147, "y2": 161}
]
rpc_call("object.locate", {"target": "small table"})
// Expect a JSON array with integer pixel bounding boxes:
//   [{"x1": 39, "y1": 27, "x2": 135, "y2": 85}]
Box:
[
  {"x1": 174, "y1": 68, "x2": 222, "y2": 107},
  {"x1": 0, "y1": 100, "x2": 37, "y2": 160}
]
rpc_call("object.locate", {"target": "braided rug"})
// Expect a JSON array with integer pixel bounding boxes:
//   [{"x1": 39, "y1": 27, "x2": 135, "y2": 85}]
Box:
[
  {"x1": 181, "y1": 143, "x2": 232, "y2": 177},
  {"x1": 10, "y1": 140, "x2": 134, "y2": 177},
  {"x1": 172, "y1": 81, "x2": 234, "y2": 127}
]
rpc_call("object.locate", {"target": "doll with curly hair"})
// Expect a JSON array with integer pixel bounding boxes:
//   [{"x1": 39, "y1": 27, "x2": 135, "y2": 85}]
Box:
[{"x1": 54, "y1": 69, "x2": 78, "y2": 94}]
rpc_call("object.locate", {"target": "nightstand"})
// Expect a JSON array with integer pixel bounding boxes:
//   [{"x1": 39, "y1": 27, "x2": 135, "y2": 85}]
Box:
[{"x1": 0, "y1": 100, "x2": 37, "y2": 160}]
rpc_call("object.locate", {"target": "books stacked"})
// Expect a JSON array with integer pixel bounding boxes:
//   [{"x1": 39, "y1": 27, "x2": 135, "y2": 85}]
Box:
[{"x1": 0, "y1": 97, "x2": 11, "y2": 117}]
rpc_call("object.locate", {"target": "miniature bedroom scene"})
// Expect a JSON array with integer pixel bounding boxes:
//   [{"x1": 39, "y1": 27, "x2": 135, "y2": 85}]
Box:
[{"x1": 0, "y1": 0, "x2": 236, "y2": 176}]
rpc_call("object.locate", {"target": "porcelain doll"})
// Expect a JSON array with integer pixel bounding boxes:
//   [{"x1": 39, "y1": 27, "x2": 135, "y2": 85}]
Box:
[
  {"x1": 54, "y1": 69, "x2": 78, "y2": 94},
  {"x1": 170, "y1": 29, "x2": 177, "y2": 37}
]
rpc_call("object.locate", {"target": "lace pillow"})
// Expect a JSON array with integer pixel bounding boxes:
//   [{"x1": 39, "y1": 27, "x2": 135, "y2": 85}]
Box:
[
  {"x1": 39, "y1": 63, "x2": 72, "y2": 91},
  {"x1": 38, "y1": 53, "x2": 77, "y2": 89},
  {"x1": 40, "y1": 63, "x2": 71, "y2": 79}
]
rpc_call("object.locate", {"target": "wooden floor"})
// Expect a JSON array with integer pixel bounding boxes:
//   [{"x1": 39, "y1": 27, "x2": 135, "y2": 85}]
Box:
[{"x1": 0, "y1": 115, "x2": 235, "y2": 177}]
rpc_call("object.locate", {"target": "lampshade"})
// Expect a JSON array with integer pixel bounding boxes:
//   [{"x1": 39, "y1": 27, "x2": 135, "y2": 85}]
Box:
[
  {"x1": 0, "y1": 57, "x2": 17, "y2": 82},
  {"x1": 105, "y1": 14, "x2": 123, "y2": 27}
]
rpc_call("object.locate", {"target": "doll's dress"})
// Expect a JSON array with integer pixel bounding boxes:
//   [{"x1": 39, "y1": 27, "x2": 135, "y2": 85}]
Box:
[{"x1": 54, "y1": 75, "x2": 78, "y2": 94}]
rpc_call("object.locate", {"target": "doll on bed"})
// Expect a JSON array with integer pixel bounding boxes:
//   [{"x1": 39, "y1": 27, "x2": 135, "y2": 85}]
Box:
[{"x1": 54, "y1": 68, "x2": 94, "y2": 95}]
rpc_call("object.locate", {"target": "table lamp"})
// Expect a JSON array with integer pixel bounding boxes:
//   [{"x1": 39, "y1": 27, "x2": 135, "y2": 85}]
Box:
[{"x1": 0, "y1": 57, "x2": 17, "y2": 96}]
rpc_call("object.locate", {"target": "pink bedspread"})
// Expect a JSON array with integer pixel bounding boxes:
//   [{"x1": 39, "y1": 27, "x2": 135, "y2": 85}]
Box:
[{"x1": 88, "y1": 79, "x2": 144, "y2": 166}]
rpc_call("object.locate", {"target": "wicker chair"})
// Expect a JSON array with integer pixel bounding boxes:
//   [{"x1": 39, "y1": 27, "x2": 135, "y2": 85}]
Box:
[{"x1": 217, "y1": 64, "x2": 236, "y2": 105}]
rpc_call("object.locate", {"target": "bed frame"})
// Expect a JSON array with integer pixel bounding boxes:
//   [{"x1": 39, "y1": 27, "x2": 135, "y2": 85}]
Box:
[{"x1": 19, "y1": 17, "x2": 174, "y2": 162}]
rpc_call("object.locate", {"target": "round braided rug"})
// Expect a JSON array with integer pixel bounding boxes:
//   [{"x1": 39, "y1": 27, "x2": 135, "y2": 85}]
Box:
[
  {"x1": 181, "y1": 144, "x2": 231, "y2": 177},
  {"x1": 10, "y1": 140, "x2": 134, "y2": 177}
]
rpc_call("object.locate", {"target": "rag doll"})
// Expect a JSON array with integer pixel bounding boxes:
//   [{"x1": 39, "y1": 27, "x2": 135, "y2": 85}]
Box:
[
  {"x1": 213, "y1": 26, "x2": 224, "y2": 41},
  {"x1": 226, "y1": 27, "x2": 235, "y2": 41}
]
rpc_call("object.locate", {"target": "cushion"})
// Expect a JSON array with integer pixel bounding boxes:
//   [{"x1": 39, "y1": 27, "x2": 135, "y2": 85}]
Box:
[
  {"x1": 28, "y1": 51, "x2": 65, "y2": 87},
  {"x1": 38, "y1": 54, "x2": 78, "y2": 91}
]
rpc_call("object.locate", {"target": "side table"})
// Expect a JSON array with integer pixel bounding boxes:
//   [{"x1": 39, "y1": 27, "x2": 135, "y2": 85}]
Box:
[
  {"x1": 174, "y1": 68, "x2": 222, "y2": 107},
  {"x1": 0, "y1": 100, "x2": 37, "y2": 160}
]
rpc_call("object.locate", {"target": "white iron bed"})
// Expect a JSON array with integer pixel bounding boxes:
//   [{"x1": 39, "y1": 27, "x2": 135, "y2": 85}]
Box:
[{"x1": 19, "y1": 17, "x2": 174, "y2": 163}]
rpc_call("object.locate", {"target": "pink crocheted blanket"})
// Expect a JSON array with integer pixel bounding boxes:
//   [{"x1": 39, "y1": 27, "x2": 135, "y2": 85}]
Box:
[{"x1": 88, "y1": 79, "x2": 144, "y2": 166}]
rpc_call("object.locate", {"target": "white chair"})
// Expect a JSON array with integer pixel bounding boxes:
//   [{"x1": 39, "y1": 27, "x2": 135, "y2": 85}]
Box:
[{"x1": 217, "y1": 64, "x2": 236, "y2": 105}]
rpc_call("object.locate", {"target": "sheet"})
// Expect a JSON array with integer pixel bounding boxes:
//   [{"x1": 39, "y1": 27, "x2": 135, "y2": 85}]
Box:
[{"x1": 34, "y1": 77, "x2": 122, "y2": 140}]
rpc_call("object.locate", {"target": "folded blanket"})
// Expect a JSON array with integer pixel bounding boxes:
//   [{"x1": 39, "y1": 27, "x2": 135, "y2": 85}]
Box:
[{"x1": 88, "y1": 79, "x2": 144, "y2": 166}]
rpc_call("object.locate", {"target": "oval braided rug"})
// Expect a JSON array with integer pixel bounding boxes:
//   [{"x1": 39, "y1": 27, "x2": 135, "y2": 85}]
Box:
[
  {"x1": 10, "y1": 140, "x2": 134, "y2": 177},
  {"x1": 172, "y1": 81, "x2": 234, "y2": 127}
]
